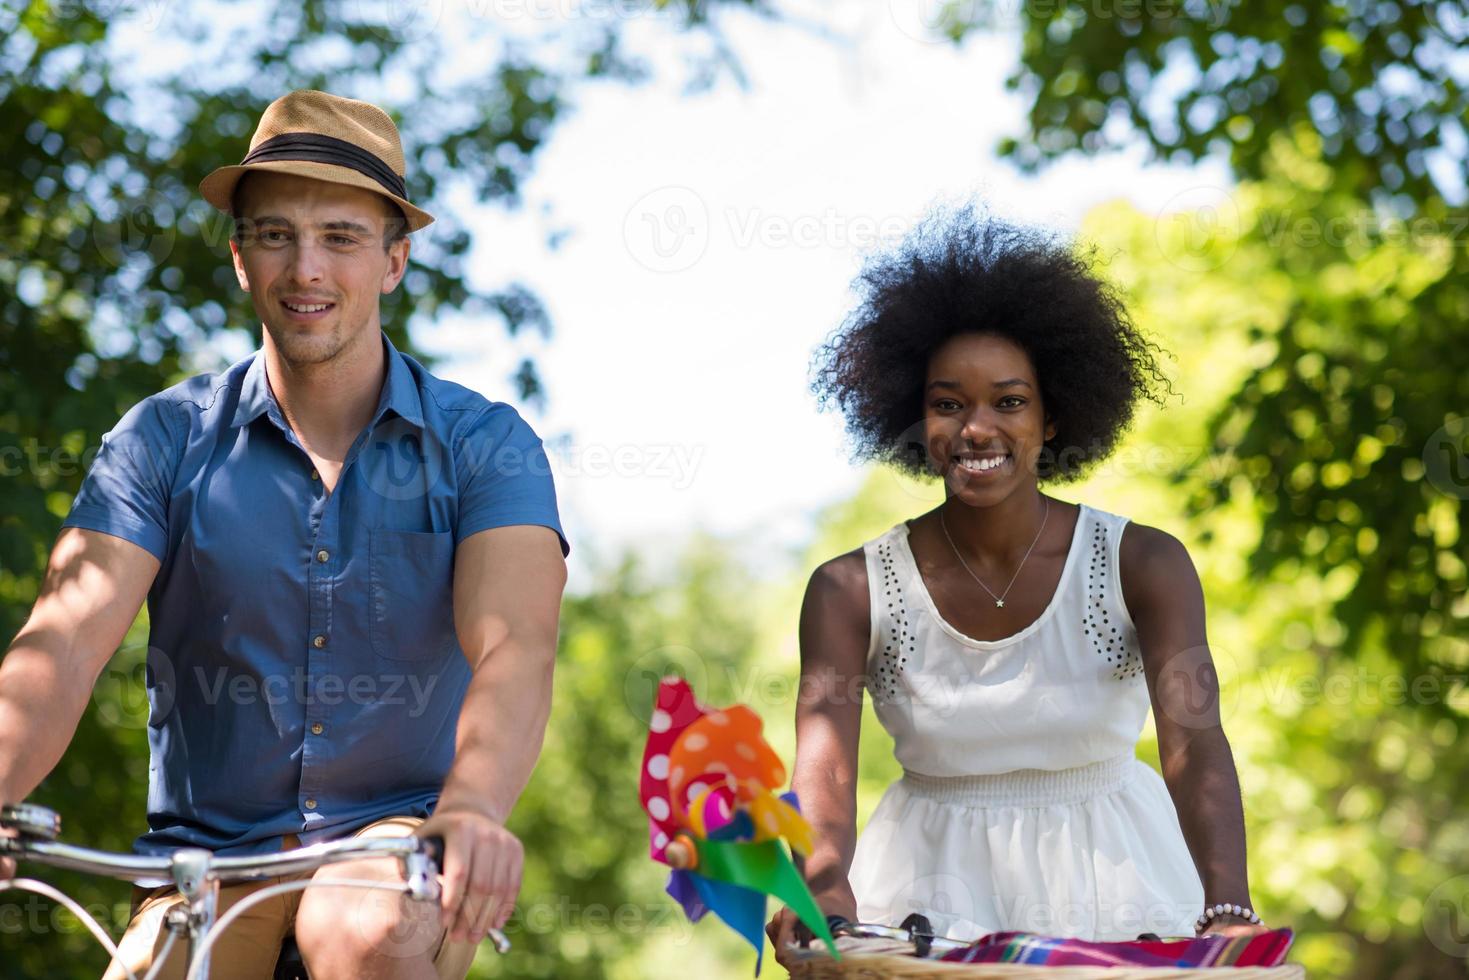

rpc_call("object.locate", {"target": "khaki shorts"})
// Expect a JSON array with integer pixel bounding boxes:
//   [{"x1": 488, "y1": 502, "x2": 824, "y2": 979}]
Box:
[{"x1": 101, "y1": 815, "x2": 478, "y2": 980}]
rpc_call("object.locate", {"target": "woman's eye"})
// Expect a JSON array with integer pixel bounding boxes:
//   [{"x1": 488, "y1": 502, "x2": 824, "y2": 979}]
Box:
[
  {"x1": 934, "y1": 399, "x2": 961, "y2": 411},
  {"x1": 999, "y1": 396, "x2": 1026, "y2": 408}
]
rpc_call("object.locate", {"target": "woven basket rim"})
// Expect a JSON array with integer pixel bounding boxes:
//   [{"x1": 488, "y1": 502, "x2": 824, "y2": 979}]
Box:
[{"x1": 783, "y1": 946, "x2": 1306, "y2": 979}]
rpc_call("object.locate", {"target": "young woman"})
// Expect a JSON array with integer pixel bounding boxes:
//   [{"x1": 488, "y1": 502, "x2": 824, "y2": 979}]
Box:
[{"x1": 768, "y1": 208, "x2": 1269, "y2": 959}]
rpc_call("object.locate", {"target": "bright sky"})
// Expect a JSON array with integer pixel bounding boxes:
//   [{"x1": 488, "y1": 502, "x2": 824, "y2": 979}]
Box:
[
  {"x1": 415, "y1": 3, "x2": 1232, "y2": 581},
  {"x1": 107, "y1": 1, "x2": 1232, "y2": 582}
]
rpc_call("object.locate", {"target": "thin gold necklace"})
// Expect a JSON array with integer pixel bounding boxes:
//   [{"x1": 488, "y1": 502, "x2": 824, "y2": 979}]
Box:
[{"x1": 939, "y1": 497, "x2": 1051, "y2": 609}]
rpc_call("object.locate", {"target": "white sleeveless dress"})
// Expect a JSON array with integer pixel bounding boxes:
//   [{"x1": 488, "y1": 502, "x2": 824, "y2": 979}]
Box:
[{"x1": 847, "y1": 502, "x2": 1205, "y2": 942}]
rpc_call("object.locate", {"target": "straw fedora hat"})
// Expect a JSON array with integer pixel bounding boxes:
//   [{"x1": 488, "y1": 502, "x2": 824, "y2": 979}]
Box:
[{"x1": 200, "y1": 89, "x2": 434, "y2": 232}]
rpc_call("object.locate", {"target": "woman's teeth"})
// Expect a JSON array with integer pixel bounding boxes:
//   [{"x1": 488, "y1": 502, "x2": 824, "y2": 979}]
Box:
[{"x1": 957, "y1": 455, "x2": 1009, "y2": 473}]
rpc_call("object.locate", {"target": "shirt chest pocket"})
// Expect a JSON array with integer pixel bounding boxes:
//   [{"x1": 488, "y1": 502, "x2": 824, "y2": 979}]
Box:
[{"x1": 369, "y1": 528, "x2": 459, "y2": 662}]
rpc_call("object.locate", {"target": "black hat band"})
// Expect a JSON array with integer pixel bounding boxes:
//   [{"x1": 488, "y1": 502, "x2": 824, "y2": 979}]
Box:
[{"x1": 240, "y1": 132, "x2": 407, "y2": 200}]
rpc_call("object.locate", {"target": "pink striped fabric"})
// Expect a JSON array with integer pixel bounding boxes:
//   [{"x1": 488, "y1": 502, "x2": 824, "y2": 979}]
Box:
[{"x1": 939, "y1": 929, "x2": 1295, "y2": 967}]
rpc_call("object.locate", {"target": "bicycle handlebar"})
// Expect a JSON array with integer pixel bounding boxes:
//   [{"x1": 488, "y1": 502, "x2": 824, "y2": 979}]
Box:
[
  {"x1": 2, "y1": 832, "x2": 443, "y2": 886},
  {"x1": 2, "y1": 803, "x2": 509, "y2": 979},
  {"x1": 2, "y1": 802, "x2": 449, "y2": 910}
]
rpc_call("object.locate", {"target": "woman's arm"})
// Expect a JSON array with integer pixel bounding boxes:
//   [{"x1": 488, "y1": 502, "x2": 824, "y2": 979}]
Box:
[
  {"x1": 791, "y1": 550, "x2": 872, "y2": 909},
  {"x1": 768, "y1": 550, "x2": 871, "y2": 956},
  {"x1": 1120, "y1": 522, "x2": 1263, "y2": 934}
]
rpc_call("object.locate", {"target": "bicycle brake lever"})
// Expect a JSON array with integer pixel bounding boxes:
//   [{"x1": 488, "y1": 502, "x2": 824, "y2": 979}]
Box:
[
  {"x1": 418, "y1": 834, "x2": 445, "y2": 869},
  {"x1": 899, "y1": 912, "x2": 935, "y2": 958},
  {"x1": 404, "y1": 836, "x2": 442, "y2": 904}
]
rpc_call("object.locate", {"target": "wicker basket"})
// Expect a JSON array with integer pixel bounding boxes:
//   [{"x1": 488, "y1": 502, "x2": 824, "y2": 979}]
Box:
[{"x1": 784, "y1": 949, "x2": 1306, "y2": 979}]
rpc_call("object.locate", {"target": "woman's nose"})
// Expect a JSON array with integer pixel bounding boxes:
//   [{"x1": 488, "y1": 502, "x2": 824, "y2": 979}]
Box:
[{"x1": 959, "y1": 405, "x2": 1001, "y2": 442}]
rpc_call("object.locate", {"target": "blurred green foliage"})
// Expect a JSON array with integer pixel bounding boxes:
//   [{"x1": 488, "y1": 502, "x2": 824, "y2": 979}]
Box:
[
  {"x1": 494, "y1": 539, "x2": 767, "y2": 979},
  {"x1": 991, "y1": 0, "x2": 1466, "y2": 206}
]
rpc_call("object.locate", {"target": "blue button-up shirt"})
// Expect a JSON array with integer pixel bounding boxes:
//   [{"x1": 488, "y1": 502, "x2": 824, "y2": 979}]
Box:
[{"x1": 62, "y1": 332, "x2": 567, "y2": 856}]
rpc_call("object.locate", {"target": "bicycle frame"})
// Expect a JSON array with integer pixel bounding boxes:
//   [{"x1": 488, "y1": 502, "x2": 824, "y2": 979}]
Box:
[{"x1": 1, "y1": 803, "x2": 510, "y2": 980}]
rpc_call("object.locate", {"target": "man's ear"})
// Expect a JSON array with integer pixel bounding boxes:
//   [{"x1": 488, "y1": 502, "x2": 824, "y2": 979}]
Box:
[
  {"x1": 380, "y1": 236, "x2": 410, "y2": 294},
  {"x1": 229, "y1": 237, "x2": 251, "y2": 292}
]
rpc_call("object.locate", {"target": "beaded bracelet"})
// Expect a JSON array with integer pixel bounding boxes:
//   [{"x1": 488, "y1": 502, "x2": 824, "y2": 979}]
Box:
[{"x1": 1195, "y1": 903, "x2": 1264, "y2": 934}]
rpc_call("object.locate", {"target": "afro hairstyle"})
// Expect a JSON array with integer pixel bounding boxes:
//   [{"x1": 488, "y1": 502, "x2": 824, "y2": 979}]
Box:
[{"x1": 812, "y1": 204, "x2": 1171, "y2": 483}]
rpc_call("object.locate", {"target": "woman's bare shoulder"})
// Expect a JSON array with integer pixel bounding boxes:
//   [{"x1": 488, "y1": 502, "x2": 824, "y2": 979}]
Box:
[
  {"x1": 800, "y1": 547, "x2": 872, "y2": 650},
  {"x1": 806, "y1": 548, "x2": 869, "y2": 610}
]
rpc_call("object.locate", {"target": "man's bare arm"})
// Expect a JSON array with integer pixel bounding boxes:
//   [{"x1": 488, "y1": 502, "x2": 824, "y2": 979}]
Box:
[
  {"x1": 417, "y1": 523, "x2": 566, "y2": 943},
  {"x1": 0, "y1": 528, "x2": 158, "y2": 850}
]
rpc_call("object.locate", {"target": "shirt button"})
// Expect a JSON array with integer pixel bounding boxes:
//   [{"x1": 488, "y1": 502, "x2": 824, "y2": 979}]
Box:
[
  {"x1": 316, "y1": 549, "x2": 330, "y2": 563},
  {"x1": 304, "y1": 799, "x2": 317, "y2": 810},
  {"x1": 312, "y1": 634, "x2": 326, "y2": 649},
  {"x1": 310, "y1": 722, "x2": 324, "y2": 736},
  {"x1": 310, "y1": 469, "x2": 320, "y2": 481}
]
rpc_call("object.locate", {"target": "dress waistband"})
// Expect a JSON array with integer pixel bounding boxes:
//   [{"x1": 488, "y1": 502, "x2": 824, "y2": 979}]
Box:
[{"x1": 900, "y1": 753, "x2": 1136, "y2": 806}]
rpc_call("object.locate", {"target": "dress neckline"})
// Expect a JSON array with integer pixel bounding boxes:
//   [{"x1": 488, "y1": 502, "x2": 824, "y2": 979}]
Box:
[{"x1": 897, "y1": 502, "x2": 1088, "y2": 650}]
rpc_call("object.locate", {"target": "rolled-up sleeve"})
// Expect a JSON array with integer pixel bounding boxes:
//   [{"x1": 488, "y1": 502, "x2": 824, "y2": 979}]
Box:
[
  {"x1": 453, "y1": 403, "x2": 568, "y2": 556},
  {"x1": 62, "y1": 395, "x2": 181, "y2": 562}
]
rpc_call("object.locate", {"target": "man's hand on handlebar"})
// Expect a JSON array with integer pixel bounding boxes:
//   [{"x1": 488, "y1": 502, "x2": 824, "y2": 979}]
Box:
[{"x1": 416, "y1": 794, "x2": 524, "y2": 947}]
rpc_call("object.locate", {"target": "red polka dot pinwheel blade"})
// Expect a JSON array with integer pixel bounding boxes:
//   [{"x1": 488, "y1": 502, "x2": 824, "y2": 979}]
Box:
[{"x1": 640, "y1": 677, "x2": 707, "y2": 860}]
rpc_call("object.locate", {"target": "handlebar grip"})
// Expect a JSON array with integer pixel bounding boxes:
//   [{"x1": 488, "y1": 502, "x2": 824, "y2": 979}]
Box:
[{"x1": 1, "y1": 803, "x2": 61, "y2": 840}]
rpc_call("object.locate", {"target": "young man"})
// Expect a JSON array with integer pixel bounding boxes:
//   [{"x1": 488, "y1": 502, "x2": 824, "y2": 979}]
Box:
[{"x1": 0, "y1": 90, "x2": 569, "y2": 979}]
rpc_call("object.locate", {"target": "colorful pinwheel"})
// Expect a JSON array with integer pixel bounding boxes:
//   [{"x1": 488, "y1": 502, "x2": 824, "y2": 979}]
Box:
[{"x1": 639, "y1": 676, "x2": 839, "y2": 973}]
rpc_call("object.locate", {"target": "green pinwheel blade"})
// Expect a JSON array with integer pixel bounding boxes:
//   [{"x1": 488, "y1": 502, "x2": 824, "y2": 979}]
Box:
[{"x1": 695, "y1": 838, "x2": 840, "y2": 960}]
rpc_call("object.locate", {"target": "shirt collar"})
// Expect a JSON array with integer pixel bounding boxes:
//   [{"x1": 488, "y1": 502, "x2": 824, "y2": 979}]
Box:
[
  {"x1": 371, "y1": 331, "x2": 426, "y2": 430},
  {"x1": 230, "y1": 331, "x2": 426, "y2": 431}
]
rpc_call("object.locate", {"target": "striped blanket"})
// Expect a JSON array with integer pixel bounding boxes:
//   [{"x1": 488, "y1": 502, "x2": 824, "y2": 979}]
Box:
[{"x1": 939, "y1": 929, "x2": 1295, "y2": 968}]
